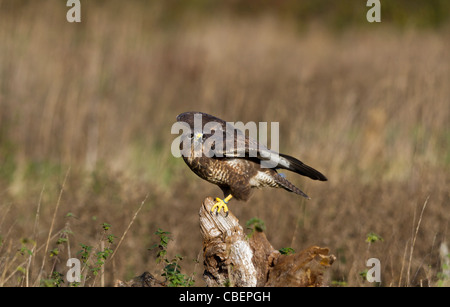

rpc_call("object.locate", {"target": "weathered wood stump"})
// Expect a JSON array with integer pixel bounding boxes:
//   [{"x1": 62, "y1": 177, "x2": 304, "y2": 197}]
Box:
[
  {"x1": 200, "y1": 197, "x2": 335, "y2": 287},
  {"x1": 117, "y1": 196, "x2": 335, "y2": 287}
]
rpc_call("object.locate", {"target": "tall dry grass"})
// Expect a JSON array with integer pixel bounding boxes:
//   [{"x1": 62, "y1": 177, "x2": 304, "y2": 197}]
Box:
[{"x1": 0, "y1": 1, "x2": 449, "y2": 286}]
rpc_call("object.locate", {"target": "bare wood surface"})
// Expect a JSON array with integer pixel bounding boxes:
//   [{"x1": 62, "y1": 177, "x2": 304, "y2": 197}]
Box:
[
  {"x1": 200, "y1": 197, "x2": 335, "y2": 287},
  {"x1": 200, "y1": 197, "x2": 257, "y2": 287}
]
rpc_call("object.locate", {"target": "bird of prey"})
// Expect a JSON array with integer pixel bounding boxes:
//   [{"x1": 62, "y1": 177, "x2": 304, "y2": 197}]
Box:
[{"x1": 176, "y1": 111, "x2": 327, "y2": 215}]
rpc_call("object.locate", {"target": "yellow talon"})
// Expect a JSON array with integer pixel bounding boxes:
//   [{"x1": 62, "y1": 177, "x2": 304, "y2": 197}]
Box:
[
  {"x1": 211, "y1": 194, "x2": 233, "y2": 215},
  {"x1": 211, "y1": 198, "x2": 229, "y2": 214}
]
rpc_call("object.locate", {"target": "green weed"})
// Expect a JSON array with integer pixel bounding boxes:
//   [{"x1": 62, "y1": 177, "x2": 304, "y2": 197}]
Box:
[
  {"x1": 149, "y1": 228, "x2": 194, "y2": 287},
  {"x1": 246, "y1": 217, "x2": 266, "y2": 237}
]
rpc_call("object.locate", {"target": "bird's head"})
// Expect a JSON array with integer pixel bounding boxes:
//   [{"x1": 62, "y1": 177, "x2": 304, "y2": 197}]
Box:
[
  {"x1": 176, "y1": 111, "x2": 225, "y2": 159},
  {"x1": 179, "y1": 130, "x2": 205, "y2": 158}
]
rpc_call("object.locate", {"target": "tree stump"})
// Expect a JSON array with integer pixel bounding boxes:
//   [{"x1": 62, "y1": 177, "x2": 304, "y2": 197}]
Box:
[
  {"x1": 200, "y1": 197, "x2": 335, "y2": 287},
  {"x1": 117, "y1": 196, "x2": 335, "y2": 287}
]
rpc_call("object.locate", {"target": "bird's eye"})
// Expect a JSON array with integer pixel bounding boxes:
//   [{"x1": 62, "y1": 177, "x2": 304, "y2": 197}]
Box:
[{"x1": 188, "y1": 133, "x2": 194, "y2": 139}]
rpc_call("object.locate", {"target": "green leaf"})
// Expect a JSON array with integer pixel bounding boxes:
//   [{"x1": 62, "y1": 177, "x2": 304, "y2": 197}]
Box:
[
  {"x1": 366, "y1": 232, "x2": 384, "y2": 243},
  {"x1": 246, "y1": 217, "x2": 266, "y2": 234},
  {"x1": 49, "y1": 248, "x2": 59, "y2": 257},
  {"x1": 279, "y1": 247, "x2": 296, "y2": 255},
  {"x1": 56, "y1": 238, "x2": 68, "y2": 245},
  {"x1": 102, "y1": 222, "x2": 111, "y2": 231}
]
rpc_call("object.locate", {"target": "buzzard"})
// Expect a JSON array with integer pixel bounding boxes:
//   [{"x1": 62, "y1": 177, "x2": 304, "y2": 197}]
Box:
[{"x1": 176, "y1": 111, "x2": 327, "y2": 215}]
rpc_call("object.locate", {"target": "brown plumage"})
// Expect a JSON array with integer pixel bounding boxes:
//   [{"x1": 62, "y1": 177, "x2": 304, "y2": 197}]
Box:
[{"x1": 176, "y1": 112, "x2": 327, "y2": 211}]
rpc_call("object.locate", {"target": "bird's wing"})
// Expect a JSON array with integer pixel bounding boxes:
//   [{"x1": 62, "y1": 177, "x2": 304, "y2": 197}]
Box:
[{"x1": 213, "y1": 122, "x2": 327, "y2": 181}]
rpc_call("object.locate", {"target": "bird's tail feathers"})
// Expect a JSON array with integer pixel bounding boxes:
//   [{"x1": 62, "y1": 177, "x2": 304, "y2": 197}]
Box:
[
  {"x1": 278, "y1": 153, "x2": 327, "y2": 181},
  {"x1": 273, "y1": 173, "x2": 310, "y2": 199}
]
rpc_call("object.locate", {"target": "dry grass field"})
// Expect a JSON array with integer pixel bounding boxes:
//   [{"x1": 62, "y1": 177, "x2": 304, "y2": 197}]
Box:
[{"x1": 0, "y1": 1, "x2": 449, "y2": 286}]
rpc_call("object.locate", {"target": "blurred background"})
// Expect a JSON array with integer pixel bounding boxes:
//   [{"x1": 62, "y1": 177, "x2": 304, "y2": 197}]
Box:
[{"x1": 0, "y1": 0, "x2": 449, "y2": 286}]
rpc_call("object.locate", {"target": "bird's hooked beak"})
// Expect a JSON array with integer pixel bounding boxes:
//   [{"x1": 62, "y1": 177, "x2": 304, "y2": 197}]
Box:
[
  {"x1": 192, "y1": 132, "x2": 204, "y2": 154},
  {"x1": 194, "y1": 132, "x2": 203, "y2": 142}
]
